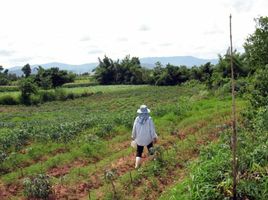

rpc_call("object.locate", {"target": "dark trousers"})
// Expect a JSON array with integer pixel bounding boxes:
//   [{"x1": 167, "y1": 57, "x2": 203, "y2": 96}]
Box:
[{"x1": 136, "y1": 142, "x2": 153, "y2": 157}]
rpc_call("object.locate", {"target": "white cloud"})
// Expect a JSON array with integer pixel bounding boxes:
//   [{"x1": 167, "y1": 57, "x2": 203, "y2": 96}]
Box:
[
  {"x1": 80, "y1": 36, "x2": 91, "y2": 42},
  {"x1": 88, "y1": 49, "x2": 104, "y2": 54},
  {"x1": 139, "y1": 25, "x2": 151, "y2": 31},
  {"x1": 0, "y1": 0, "x2": 267, "y2": 67},
  {"x1": 116, "y1": 37, "x2": 128, "y2": 42},
  {"x1": 0, "y1": 50, "x2": 15, "y2": 57}
]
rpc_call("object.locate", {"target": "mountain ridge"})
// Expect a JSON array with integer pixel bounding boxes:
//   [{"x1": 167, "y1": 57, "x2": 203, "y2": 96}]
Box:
[{"x1": 7, "y1": 56, "x2": 218, "y2": 76}]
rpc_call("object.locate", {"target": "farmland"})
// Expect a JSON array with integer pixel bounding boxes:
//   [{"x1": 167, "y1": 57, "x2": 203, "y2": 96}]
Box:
[{"x1": 0, "y1": 84, "x2": 245, "y2": 199}]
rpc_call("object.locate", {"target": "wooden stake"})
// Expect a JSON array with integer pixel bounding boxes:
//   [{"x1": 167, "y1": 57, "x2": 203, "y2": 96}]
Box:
[
  {"x1": 129, "y1": 171, "x2": 133, "y2": 185},
  {"x1": 229, "y1": 14, "x2": 238, "y2": 200}
]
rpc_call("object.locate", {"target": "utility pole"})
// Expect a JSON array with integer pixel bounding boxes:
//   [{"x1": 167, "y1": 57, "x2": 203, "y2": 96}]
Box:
[{"x1": 229, "y1": 14, "x2": 237, "y2": 200}]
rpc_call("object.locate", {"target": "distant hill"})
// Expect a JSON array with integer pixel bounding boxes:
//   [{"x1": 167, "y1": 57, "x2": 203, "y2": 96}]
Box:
[
  {"x1": 7, "y1": 56, "x2": 218, "y2": 76},
  {"x1": 8, "y1": 62, "x2": 98, "y2": 76},
  {"x1": 140, "y1": 56, "x2": 217, "y2": 69}
]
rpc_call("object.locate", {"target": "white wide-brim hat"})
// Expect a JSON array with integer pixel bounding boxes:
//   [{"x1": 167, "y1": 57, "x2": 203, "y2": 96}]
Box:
[{"x1": 137, "y1": 105, "x2": 150, "y2": 114}]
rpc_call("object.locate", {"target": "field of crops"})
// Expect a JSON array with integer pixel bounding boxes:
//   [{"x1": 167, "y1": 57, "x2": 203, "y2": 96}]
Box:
[
  {"x1": 0, "y1": 85, "x2": 145, "y2": 98},
  {"x1": 0, "y1": 85, "x2": 245, "y2": 199}
]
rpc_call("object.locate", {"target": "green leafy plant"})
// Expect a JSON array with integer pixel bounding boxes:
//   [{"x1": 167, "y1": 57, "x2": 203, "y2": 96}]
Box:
[
  {"x1": 104, "y1": 169, "x2": 118, "y2": 199},
  {"x1": 23, "y1": 174, "x2": 53, "y2": 199}
]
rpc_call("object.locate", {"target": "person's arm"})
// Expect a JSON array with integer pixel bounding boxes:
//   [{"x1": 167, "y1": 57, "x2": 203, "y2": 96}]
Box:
[
  {"x1": 149, "y1": 118, "x2": 158, "y2": 143},
  {"x1": 132, "y1": 117, "x2": 137, "y2": 140}
]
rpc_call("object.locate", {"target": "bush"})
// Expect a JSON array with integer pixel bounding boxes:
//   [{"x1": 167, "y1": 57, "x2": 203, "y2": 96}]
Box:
[
  {"x1": 0, "y1": 95, "x2": 19, "y2": 105},
  {"x1": 0, "y1": 86, "x2": 19, "y2": 92},
  {"x1": 55, "y1": 89, "x2": 67, "y2": 101},
  {"x1": 23, "y1": 174, "x2": 53, "y2": 199},
  {"x1": 250, "y1": 65, "x2": 268, "y2": 107},
  {"x1": 38, "y1": 90, "x2": 57, "y2": 102},
  {"x1": 19, "y1": 78, "x2": 38, "y2": 105},
  {"x1": 30, "y1": 95, "x2": 41, "y2": 105}
]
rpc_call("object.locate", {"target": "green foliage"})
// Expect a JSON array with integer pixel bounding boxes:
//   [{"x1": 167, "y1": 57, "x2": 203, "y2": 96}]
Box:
[
  {"x1": 153, "y1": 98, "x2": 190, "y2": 119},
  {"x1": 104, "y1": 169, "x2": 118, "y2": 183},
  {"x1": 189, "y1": 140, "x2": 232, "y2": 200},
  {"x1": 0, "y1": 67, "x2": 9, "y2": 85},
  {"x1": 0, "y1": 87, "x2": 93, "y2": 105},
  {"x1": 35, "y1": 66, "x2": 75, "y2": 89},
  {"x1": 210, "y1": 51, "x2": 249, "y2": 94},
  {"x1": 146, "y1": 146, "x2": 166, "y2": 176},
  {"x1": 81, "y1": 134, "x2": 106, "y2": 158},
  {"x1": 249, "y1": 65, "x2": 268, "y2": 107},
  {"x1": 21, "y1": 64, "x2": 31, "y2": 77},
  {"x1": 94, "y1": 55, "x2": 148, "y2": 85},
  {"x1": 23, "y1": 174, "x2": 52, "y2": 199},
  {"x1": 38, "y1": 90, "x2": 57, "y2": 102},
  {"x1": 237, "y1": 178, "x2": 268, "y2": 200},
  {"x1": 168, "y1": 105, "x2": 268, "y2": 199},
  {"x1": 96, "y1": 122, "x2": 115, "y2": 138},
  {"x1": 153, "y1": 64, "x2": 190, "y2": 85},
  {"x1": 114, "y1": 112, "x2": 134, "y2": 129},
  {"x1": 0, "y1": 66, "x2": 17, "y2": 85},
  {"x1": 35, "y1": 89, "x2": 92, "y2": 104},
  {"x1": 93, "y1": 53, "x2": 248, "y2": 88},
  {"x1": 26, "y1": 146, "x2": 44, "y2": 161},
  {"x1": 0, "y1": 95, "x2": 19, "y2": 105},
  {"x1": 19, "y1": 78, "x2": 38, "y2": 105},
  {"x1": 215, "y1": 52, "x2": 248, "y2": 79},
  {"x1": 213, "y1": 77, "x2": 250, "y2": 98},
  {"x1": 0, "y1": 85, "x2": 19, "y2": 92},
  {"x1": 244, "y1": 16, "x2": 268, "y2": 71},
  {"x1": 0, "y1": 150, "x2": 8, "y2": 173},
  {"x1": 104, "y1": 169, "x2": 120, "y2": 199}
]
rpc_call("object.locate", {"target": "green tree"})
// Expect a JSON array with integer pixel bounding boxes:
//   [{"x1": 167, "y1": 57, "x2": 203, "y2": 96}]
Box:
[
  {"x1": 199, "y1": 62, "x2": 214, "y2": 88},
  {"x1": 120, "y1": 55, "x2": 143, "y2": 84},
  {"x1": 211, "y1": 51, "x2": 248, "y2": 89},
  {"x1": 152, "y1": 64, "x2": 190, "y2": 86},
  {"x1": 34, "y1": 66, "x2": 75, "y2": 88},
  {"x1": 250, "y1": 65, "x2": 268, "y2": 107},
  {"x1": 244, "y1": 16, "x2": 268, "y2": 72},
  {"x1": 94, "y1": 55, "x2": 146, "y2": 84},
  {"x1": 48, "y1": 67, "x2": 75, "y2": 88},
  {"x1": 150, "y1": 62, "x2": 164, "y2": 85},
  {"x1": 21, "y1": 64, "x2": 31, "y2": 77},
  {"x1": 0, "y1": 66, "x2": 10, "y2": 85},
  {"x1": 19, "y1": 78, "x2": 37, "y2": 105},
  {"x1": 34, "y1": 66, "x2": 52, "y2": 89},
  {"x1": 94, "y1": 56, "x2": 118, "y2": 84},
  {"x1": 189, "y1": 66, "x2": 202, "y2": 81}
]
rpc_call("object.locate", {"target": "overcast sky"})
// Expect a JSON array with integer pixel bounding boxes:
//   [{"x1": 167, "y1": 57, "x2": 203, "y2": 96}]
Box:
[{"x1": 0, "y1": 0, "x2": 267, "y2": 68}]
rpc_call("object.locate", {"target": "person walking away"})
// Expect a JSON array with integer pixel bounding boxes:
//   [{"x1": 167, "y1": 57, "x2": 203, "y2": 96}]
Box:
[{"x1": 132, "y1": 105, "x2": 158, "y2": 168}]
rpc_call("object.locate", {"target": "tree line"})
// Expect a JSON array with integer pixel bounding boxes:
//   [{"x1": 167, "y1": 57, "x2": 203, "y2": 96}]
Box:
[
  {"x1": 94, "y1": 51, "x2": 249, "y2": 88},
  {"x1": 94, "y1": 17, "x2": 267, "y2": 92}
]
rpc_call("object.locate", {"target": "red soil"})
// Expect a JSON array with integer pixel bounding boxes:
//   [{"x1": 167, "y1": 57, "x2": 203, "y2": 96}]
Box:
[
  {"x1": 0, "y1": 182, "x2": 22, "y2": 200},
  {"x1": 48, "y1": 159, "x2": 87, "y2": 178}
]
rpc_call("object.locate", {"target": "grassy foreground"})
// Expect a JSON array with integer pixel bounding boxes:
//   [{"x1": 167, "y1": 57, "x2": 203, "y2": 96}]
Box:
[{"x1": 0, "y1": 85, "x2": 245, "y2": 199}]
